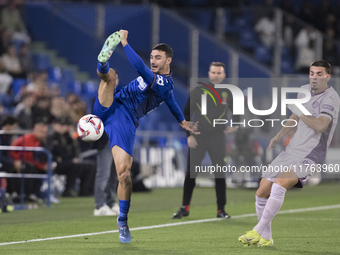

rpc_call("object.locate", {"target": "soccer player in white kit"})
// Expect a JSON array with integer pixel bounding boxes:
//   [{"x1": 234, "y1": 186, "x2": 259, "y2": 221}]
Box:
[{"x1": 238, "y1": 60, "x2": 340, "y2": 247}]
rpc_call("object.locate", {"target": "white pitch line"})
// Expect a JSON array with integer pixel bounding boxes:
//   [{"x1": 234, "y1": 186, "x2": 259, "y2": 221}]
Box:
[{"x1": 1, "y1": 204, "x2": 339, "y2": 246}]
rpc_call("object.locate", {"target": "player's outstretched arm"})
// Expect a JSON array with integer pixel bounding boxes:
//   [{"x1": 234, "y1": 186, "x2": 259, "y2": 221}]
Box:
[
  {"x1": 165, "y1": 92, "x2": 200, "y2": 135},
  {"x1": 180, "y1": 120, "x2": 200, "y2": 135},
  {"x1": 288, "y1": 103, "x2": 333, "y2": 133},
  {"x1": 119, "y1": 29, "x2": 155, "y2": 85},
  {"x1": 267, "y1": 114, "x2": 298, "y2": 151},
  {"x1": 300, "y1": 115, "x2": 331, "y2": 133}
]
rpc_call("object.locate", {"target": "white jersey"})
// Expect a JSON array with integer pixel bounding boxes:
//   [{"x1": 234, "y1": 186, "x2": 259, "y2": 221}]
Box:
[{"x1": 286, "y1": 84, "x2": 340, "y2": 164}]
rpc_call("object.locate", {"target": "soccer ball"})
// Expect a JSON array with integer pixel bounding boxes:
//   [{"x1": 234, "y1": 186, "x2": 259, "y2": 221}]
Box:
[{"x1": 77, "y1": 114, "x2": 104, "y2": 142}]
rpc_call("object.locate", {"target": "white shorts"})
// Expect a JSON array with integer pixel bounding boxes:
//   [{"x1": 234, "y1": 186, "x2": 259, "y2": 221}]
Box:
[{"x1": 263, "y1": 150, "x2": 316, "y2": 187}]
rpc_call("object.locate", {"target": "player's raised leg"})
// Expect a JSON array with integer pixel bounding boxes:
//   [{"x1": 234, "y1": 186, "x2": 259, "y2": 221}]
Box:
[
  {"x1": 97, "y1": 32, "x2": 121, "y2": 107},
  {"x1": 112, "y1": 145, "x2": 133, "y2": 243},
  {"x1": 98, "y1": 31, "x2": 122, "y2": 63},
  {"x1": 97, "y1": 68, "x2": 118, "y2": 108}
]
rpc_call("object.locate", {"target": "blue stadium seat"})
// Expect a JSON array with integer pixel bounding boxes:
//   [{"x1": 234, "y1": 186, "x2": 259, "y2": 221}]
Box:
[
  {"x1": 224, "y1": 10, "x2": 234, "y2": 34},
  {"x1": 241, "y1": 8, "x2": 254, "y2": 24},
  {"x1": 59, "y1": 68, "x2": 76, "y2": 95},
  {"x1": 12, "y1": 78, "x2": 28, "y2": 96},
  {"x1": 12, "y1": 39, "x2": 25, "y2": 53},
  {"x1": 233, "y1": 17, "x2": 250, "y2": 33},
  {"x1": 82, "y1": 81, "x2": 98, "y2": 98},
  {"x1": 32, "y1": 53, "x2": 51, "y2": 71},
  {"x1": 48, "y1": 66, "x2": 62, "y2": 83},
  {"x1": 239, "y1": 30, "x2": 259, "y2": 49},
  {"x1": 281, "y1": 46, "x2": 291, "y2": 58},
  {"x1": 0, "y1": 94, "x2": 13, "y2": 108},
  {"x1": 70, "y1": 80, "x2": 82, "y2": 95},
  {"x1": 281, "y1": 57, "x2": 294, "y2": 74},
  {"x1": 184, "y1": 10, "x2": 213, "y2": 31},
  {"x1": 254, "y1": 46, "x2": 272, "y2": 63}
]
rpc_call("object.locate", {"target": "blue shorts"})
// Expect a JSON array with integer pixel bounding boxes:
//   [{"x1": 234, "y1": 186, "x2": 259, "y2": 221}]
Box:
[{"x1": 93, "y1": 97, "x2": 136, "y2": 156}]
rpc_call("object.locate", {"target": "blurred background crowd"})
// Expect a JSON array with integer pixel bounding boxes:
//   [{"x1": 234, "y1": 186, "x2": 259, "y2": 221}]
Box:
[{"x1": 0, "y1": 0, "x2": 339, "y2": 206}]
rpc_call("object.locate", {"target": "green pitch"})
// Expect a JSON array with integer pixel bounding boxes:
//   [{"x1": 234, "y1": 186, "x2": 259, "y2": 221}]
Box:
[{"x1": 1, "y1": 182, "x2": 340, "y2": 255}]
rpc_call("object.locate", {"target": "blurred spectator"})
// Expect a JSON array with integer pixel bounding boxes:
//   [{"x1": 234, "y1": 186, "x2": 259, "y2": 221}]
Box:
[
  {"x1": 323, "y1": 41, "x2": 340, "y2": 71},
  {"x1": 50, "y1": 96, "x2": 70, "y2": 119},
  {"x1": 255, "y1": 12, "x2": 275, "y2": 48},
  {"x1": 31, "y1": 96, "x2": 53, "y2": 125},
  {"x1": 0, "y1": 115, "x2": 18, "y2": 196},
  {"x1": 13, "y1": 92, "x2": 35, "y2": 129},
  {"x1": 295, "y1": 26, "x2": 316, "y2": 49},
  {"x1": 0, "y1": 0, "x2": 30, "y2": 44},
  {"x1": 0, "y1": 59, "x2": 13, "y2": 94},
  {"x1": 282, "y1": 16, "x2": 295, "y2": 51},
  {"x1": 93, "y1": 133, "x2": 119, "y2": 216},
  {"x1": 325, "y1": 27, "x2": 335, "y2": 38},
  {"x1": 0, "y1": 0, "x2": 9, "y2": 7},
  {"x1": 66, "y1": 93, "x2": 78, "y2": 105},
  {"x1": 295, "y1": 40, "x2": 315, "y2": 73},
  {"x1": 2, "y1": 44, "x2": 25, "y2": 78},
  {"x1": 261, "y1": 0, "x2": 273, "y2": 8},
  {"x1": 321, "y1": 13, "x2": 337, "y2": 34},
  {"x1": 316, "y1": 0, "x2": 333, "y2": 31},
  {"x1": 299, "y1": 0, "x2": 316, "y2": 26},
  {"x1": 18, "y1": 43, "x2": 35, "y2": 78},
  {"x1": 280, "y1": 0, "x2": 295, "y2": 14},
  {"x1": 48, "y1": 116, "x2": 95, "y2": 197},
  {"x1": 68, "y1": 96, "x2": 87, "y2": 124},
  {"x1": 0, "y1": 102, "x2": 4, "y2": 118},
  {"x1": 10, "y1": 117, "x2": 49, "y2": 203},
  {"x1": 0, "y1": 28, "x2": 12, "y2": 56},
  {"x1": 26, "y1": 71, "x2": 49, "y2": 97},
  {"x1": 334, "y1": 3, "x2": 340, "y2": 39}
]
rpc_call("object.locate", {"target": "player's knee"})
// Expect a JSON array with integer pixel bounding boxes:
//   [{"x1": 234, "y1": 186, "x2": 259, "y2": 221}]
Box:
[
  {"x1": 117, "y1": 169, "x2": 131, "y2": 185},
  {"x1": 256, "y1": 187, "x2": 270, "y2": 198}
]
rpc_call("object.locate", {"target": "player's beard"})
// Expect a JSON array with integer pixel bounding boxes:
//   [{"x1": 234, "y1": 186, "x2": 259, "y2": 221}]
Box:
[
  {"x1": 154, "y1": 61, "x2": 167, "y2": 74},
  {"x1": 310, "y1": 78, "x2": 327, "y2": 93}
]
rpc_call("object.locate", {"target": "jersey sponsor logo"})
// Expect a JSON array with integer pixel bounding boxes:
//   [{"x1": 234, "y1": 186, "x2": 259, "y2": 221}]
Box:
[
  {"x1": 137, "y1": 76, "x2": 147, "y2": 91},
  {"x1": 302, "y1": 159, "x2": 312, "y2": 165},
  {"x1": 156, "y1": 75, "x2": 164, "y2": 86},
  {"x1": 322, "y1": 104, "x2": 334, "y2": 111}
]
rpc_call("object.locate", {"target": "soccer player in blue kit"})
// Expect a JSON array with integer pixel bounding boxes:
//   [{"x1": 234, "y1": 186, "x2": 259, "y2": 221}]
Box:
[{"x1": 93, "y1": 30, "x2": 198, "y2": 243}]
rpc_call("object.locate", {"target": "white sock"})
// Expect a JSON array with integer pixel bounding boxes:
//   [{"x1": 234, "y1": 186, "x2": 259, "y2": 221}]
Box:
[
  {"x1": 255, "y1": 195, "x2": 267, "y2": 221},
  {"x1": 254, "y1": 183, "x2": 286, "y2": 240},
  {"x1": 255, "y1": 195, "x2": 271, "y2": 239}
]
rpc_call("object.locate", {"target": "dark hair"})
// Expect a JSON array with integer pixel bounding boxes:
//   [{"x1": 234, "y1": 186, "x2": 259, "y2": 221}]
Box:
[
  {"x1": 310, "y1": 60, "x2": 331, "y2": 74},
  {"x1": 210, "y1": 62, "x2": 226, "y2": 72},
  {"x1": 1, "y1": 115, "x2": 17, "y2": 127},
  {"x1": 152, "y1": 43, "x2": 173, "y2": 58}
]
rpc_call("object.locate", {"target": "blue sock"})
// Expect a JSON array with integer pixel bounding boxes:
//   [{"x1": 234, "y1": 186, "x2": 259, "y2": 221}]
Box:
[
  {"x1": 118, "y1": 199, "x2": 130, "y2": 222},
  {"x1": 97, "y1": 61, "x2": 109, "y2": 74}
]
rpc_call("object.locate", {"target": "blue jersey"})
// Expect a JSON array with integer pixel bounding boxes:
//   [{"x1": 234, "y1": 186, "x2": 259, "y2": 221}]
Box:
[
  {"x1": 93, "y1": 43, "x2": 185, "y2": 156},
  {"x1": 115, "y1": 73, "x2": 177, "y2": 123},
  {"x1": 116, "y1": 44, "x2": 184, "y2": 126}
]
